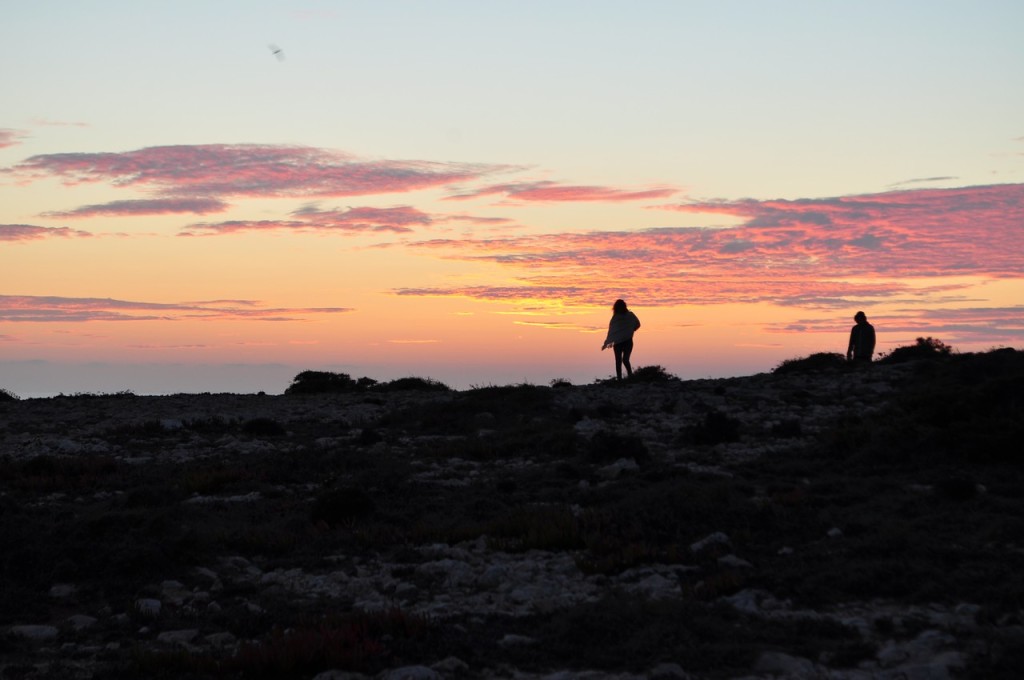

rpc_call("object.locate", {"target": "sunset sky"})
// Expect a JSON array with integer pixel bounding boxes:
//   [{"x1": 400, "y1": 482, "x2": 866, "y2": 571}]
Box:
[{"x1": 3, "y1": 1, "x2": 1023, "y2": 396}]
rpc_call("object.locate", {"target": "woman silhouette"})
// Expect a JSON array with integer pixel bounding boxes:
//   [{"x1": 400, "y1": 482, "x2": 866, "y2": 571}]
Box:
[{"x1": 601, "y1": 299, "x2": 642, "y2": 379}]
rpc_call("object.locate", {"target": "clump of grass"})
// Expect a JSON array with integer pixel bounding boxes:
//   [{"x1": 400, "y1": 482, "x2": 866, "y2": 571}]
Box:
[
  {"x1": 0, "y1": 454, "x2": 120, "y2": 493},
  {"x1": 485, "y1": 504, "x2": 584, "y2": 552},
  {"x1": 242, "y1": 417, "x2": 286, "y2": 437},
  {"x1": 686, "y1": 410, "x2": 742, "y2": 445},
  {"x1": 310, "y1": 487, "x2": 375, "y2": 528},
  {"x1": 0, "y1": 387, "x2": 19, "y2": 401},
  {"x1": 587, "y1": 430, "x2": 649, "y2": 463},
  {"x1": 771, "y1": 418, "x2": 803, "y2": 438}
]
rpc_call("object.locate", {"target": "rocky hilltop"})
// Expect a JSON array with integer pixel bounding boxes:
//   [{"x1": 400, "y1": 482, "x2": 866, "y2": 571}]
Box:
[{"x1": 1, "y1": 348, "x2": 1022, "y2": 679}]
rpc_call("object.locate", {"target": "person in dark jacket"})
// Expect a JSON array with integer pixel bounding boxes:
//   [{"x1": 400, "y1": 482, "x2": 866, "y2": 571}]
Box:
[
  {"x1": 847, "y1": 311, "x2": 876, "y2": 362},
  {"x1": 602, "y1": 299, "x2": 641, "y2": 379}
]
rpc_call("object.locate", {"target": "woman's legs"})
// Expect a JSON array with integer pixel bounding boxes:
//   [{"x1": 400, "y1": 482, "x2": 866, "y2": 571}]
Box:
[
  {"x1": 613, "y1": 340, "x2": 634, "y2": 379},
  {"x1": 620, "y1": 339, "x2": 634, "y2": 377}
]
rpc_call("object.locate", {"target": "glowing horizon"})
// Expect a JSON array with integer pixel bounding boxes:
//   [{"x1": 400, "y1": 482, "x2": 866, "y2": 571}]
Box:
[{"x1": 2, "y1": 2, "x2": 1023, "y2": 396}]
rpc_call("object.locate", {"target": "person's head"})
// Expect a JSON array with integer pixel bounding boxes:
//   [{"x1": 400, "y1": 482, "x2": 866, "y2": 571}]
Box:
[
  {"x1": 613, "y1": 299, "x2": 628, "y2": 314},
  {"x1": 854, "y1": 311, "x2": 867, "y2": 323}
]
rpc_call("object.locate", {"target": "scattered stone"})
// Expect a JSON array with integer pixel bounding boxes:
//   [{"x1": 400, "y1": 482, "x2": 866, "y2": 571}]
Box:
[
  {"x1": 649, "y1": 662, "x2": 691, "y2": 679},
  {"x1": 157, "y1": 629, "x2": 199, "y2": 646},
  {"x1": 718, "y1": 554, "x2": 754, "y2": 569},
  {"x1": 204, "y1": 631, "x2": 237, "y2": 648},
  {"x1": 499, "y1": 634, "x2": 537, "y2": 647},
  {"x1": 753, "y1": 651, "x2": 817, "y2": 676},
  {"x1": 690, "y1": 531, "x2": 730, "y2": 553},
  {"x1": 65, "y1": 615, "x2": 98, "y2": 632},
  {"x1": 432, "y1": 656, "x2": 470, "y2": 674},
  {"x1": 8, "y1": 625, "x2": 59, "y2": 643},
  {"x1": 49, "y1": 583, "x2": 77, "y2": 599},
  {"x1": 597, "y1": 457, "x2": 640, "y2": 479},
  {"x1": 379, "y1": 666, "x2": 442, "y2": 680}
]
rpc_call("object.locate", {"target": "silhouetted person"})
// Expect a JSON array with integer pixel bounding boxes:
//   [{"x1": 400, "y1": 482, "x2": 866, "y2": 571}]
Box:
[
  {"x1": 847, "y1": 311, "x2": 876, "y2": 362},
  {"x1": 602, "y1": 299, "x2": 641, "y2": 379}
]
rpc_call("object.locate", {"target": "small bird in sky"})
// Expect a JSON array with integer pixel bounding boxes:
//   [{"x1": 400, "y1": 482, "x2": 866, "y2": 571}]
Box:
[{"x1": 268, "y1": 44, "x2": 285, "y2": 61}]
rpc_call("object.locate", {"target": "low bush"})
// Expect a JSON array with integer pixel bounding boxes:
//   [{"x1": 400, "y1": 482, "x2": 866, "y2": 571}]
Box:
[
  {"x1": 629, "y1": 365, "x2": 678, "y2": 383},
  {"x1": 878, "y1": 336, "x2": 954, "y2": 364},
  {"x1": 310, "y1": 487, "x2": 376, "y2": 528},
  {"x1": 242, "y1": 417, "x2": 287, "y2": 437},
  {"x1": 285, "y1": 371, "x2": 377, "y2": 394},
  {"x1": 687, "y1": 410, "x2": 742, "y2": 445},
  {"x1": 373, "y1": 377, "x2": 450, "y2": 392},
  {"x1": 773, "y1": 352, "x2": 847, "y2": 374}
]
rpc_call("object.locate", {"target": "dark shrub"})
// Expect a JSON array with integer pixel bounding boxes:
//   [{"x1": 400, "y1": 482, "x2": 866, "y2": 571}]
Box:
[
  {"x1": 935, "y1": 476, "x2": 978, "y2": 501},
  {"x1": 689, "y1": 410, "x2": 741, "y2": 445},
  {"x1": 588, "y1": 431, "x2": 649, "y2": 463},
  {"x1": 374, "y1": 377, "x2": 450, "y2": 392},
  {"x1": 630, "y1": 365, "x2": 678, "y2": 383},
  {"x1": 773, "y1": 352, "x2": 846, "y2": 374},
  {"x1": 286, "y1": 371, "x2": 367, "y2": 394},
  {"x1": 242, "y1": 417, "x2": 286, "y2": 437},
  {"x1": 311, "y1": 487, "x2": 375, "y2": 527},
  {"x1": 0, "y1": 388, "x2": 18, "y2": 402},
  {"x1": 771, "y1": 419, "x2": 803, "y2": 438},
  {"x1": 878, "y1": 337, "x2": 954, "y2": 364},
  {"x1": 358, "y1": 428, "x2": 383, "y2": 445}
]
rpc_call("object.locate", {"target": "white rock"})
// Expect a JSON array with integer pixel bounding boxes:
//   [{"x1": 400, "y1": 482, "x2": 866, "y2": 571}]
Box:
[
  {"x1": 597, "y1": 457, "x2": 639, "y2": 479},
  {"x1": 204, "y1": 631, "x2": 237, "y2": 648},
  {"x1": 48, "y1": 584, "x2": 77, "y2": 599},
  {"x1": 379, "y1": 665, "x2": 442, "y2": 680},
  {"x1": 66, "y1": 615, "x2": 98, "y2": 631},
  {"x1": 415, "y1": 559, "x2": 476, "y2": 588},
  {"x1": 753, "y1": 651, "x2": 817, "y2": 676},
  {"x1": 8, "y1": 625, "x2": 59, "y2": 642},
  {"x1": 690, "y1": 532, "x2": 730, "y2": 553},
  {"x1": 649, "y1": 662, "x2": 689, "y2": 679},
  {"x1": 477, "y1": 564, "x2": 509, "y2": 589},
  {"x1": 627, "y1": 573, "x2": 679, "y2": 600},
  {"x1": 432, "y1": 656, "x2": 469, "y2": 674},
  {"x1": 498, "y1": 634, "x2": 537, "y2": 647},
  {"x1": 717, "y1": 554, "x2": 754, "y2": 569},
  {"x1": 157, "y1": 629, "x2": 199, "y2": 646}
]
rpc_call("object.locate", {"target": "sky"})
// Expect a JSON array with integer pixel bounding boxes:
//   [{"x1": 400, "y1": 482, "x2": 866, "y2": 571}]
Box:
[{"x1": 2, "y1": 1, "x2": 1024, "y2": 396}]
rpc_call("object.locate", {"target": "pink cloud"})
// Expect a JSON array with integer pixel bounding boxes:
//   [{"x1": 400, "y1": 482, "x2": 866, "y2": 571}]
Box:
[
  {"x1": 447, "y1": 181, "x2": 677, "y2": 203},
  {"x1": 11, "y1": 144, "x2": 509, "y2": 200},
  {"x1": 397, "y1": 183, "x2": 1024, "y2": 308},
  {"x1": 0, "y1": 129, "x2": 28, "y2": 149},
  {"x1": 43, "y1": 197, "x2": 229, "y2": 218},
  {"x1": 1, "y1": 224, "x2": 91, "y2": 242},
  {"x1": 180, "y1": 205, "x2": 432, "y2": 236},
  {"x1": 0, "y1": 295, "x2": 352, "y2": 323},
  {"x1": 30, "y1": 118, "x2": 90, "y2": 128}
]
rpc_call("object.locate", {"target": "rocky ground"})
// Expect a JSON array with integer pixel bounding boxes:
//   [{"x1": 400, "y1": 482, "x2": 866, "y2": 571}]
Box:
[{"x1": 1, "y1": 350, "x2": 1023, "y2": 679}]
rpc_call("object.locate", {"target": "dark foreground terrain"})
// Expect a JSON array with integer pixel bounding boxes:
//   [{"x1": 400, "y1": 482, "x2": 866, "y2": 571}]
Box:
[{"x1": 2, "y1": 347, "x2": 1023, "y2": 679}]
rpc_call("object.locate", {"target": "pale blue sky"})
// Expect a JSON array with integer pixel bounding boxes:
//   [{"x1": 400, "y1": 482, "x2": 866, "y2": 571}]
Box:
[{"x1": 6, "y1": 1, "x2": 1022, "y2": 196}]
